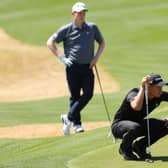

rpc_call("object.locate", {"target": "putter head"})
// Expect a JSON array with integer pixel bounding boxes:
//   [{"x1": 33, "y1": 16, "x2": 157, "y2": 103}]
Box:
[{"x1": 145, "y1": 158, "x2": 154, "y2": 163}]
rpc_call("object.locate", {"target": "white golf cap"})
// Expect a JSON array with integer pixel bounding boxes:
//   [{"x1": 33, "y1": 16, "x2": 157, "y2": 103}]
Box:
[{"x1": 72, "y1": 2, "x2": 88, "y2": 13}]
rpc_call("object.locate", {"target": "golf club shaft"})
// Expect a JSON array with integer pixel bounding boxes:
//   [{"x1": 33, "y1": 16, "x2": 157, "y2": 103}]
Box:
[
  {"x1": 145, "y1": 83, "x2": 151, "y2": 154},
  {"x1": 95, "y1": 65, "x2": 111, "y2": 123}
]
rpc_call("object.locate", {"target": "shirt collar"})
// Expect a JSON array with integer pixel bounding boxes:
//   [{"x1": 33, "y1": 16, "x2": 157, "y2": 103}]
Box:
[{"x1": 72, "y1": 22, "x2": 87, "y2": 29}]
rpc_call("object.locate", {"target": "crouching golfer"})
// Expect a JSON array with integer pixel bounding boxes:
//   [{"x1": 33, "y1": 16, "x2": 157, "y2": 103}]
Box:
[
  {"x1": 47, "y1": 2, "x2": 105, "y2": 135},
  {"x1": 112, "y1": 73, "x2": 168, "y2": 160}
]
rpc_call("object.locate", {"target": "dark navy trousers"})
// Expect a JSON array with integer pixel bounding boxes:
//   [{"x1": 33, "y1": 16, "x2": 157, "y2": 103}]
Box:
[{"x1": 66, "y1": 63, "x2": 94, "y2": 125}]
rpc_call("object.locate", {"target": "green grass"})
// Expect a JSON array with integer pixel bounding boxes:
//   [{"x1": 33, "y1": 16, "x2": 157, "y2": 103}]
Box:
[
  {"x1": 69, "y1": 138, "x2": 168, "y2": 168},
  {"x1": 0, "y1": 0, "x2": 168, "y2": 167},
  {"x1": 0, "y1": 128, "x2": 112, "y2": 168},
  {"x1": 0, "y1": 126, "x2": 168, "y2": 168},
  {"x1": 0, "y1": 94, "x2": 118, "y2": 126}
]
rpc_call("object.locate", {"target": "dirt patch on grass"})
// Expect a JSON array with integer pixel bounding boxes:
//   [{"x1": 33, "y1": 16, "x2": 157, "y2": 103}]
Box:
[
  {"x1": 0, "y1": 122, "x2": 110, "y2": 139},
  {"x1": 0, "y1": 28, "x2": 120, "y2": 102}
]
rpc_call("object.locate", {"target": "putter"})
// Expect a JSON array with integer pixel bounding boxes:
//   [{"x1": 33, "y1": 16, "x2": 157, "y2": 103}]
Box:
[
  {"x1": 144, "y1": 84, "x2": 154, "y2": 163},
  {"x1": 94, "y1": 66, "x2": 112, "y2": 136}
]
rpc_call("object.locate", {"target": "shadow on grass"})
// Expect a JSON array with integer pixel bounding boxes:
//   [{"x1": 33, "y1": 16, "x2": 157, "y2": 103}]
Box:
[{"x1": 152, "y1": 156, "x2": 168, "y2": 162}]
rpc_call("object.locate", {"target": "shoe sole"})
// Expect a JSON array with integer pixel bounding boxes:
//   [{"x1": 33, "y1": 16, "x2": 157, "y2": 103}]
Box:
[{"x1": 75, "y1": 130, "x2": 84, "y2": 133}]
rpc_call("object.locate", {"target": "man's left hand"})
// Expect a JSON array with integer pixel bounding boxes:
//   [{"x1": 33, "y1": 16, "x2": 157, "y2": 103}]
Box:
[
  {"x1": 90, "y1": 57, "x2": 98, "y2": 68},
  {"x1": 164, "y1": 118, "x2": 168, "y2": 128}
]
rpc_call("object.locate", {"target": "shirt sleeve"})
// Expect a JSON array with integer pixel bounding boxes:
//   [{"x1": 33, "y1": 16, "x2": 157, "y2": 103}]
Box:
[
  {"x1": 52, "y1": 25, "x2": 69, "y2": 43},
  {"x1": 127, "y1": 89, "x2": 138, "y2": 102},
  {"x1": 93, "y1": 24, "x2": 104, "y2": 44}
]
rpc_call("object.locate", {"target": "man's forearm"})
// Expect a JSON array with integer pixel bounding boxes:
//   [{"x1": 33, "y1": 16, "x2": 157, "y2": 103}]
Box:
[
  {"x1": 95, "y1": 40, "x2": 105, "y2": 60},
  {"x1": 131, "y1": 86, "x2": 145, "y2": 111},
  {"x1": 46, "y1": 37, "x2": 62, "y2": 57}
]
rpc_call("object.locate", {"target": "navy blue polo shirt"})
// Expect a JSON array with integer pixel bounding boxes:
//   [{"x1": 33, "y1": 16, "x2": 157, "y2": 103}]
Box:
[{"x1": 52, "y1": 22, "x2": 104, "y2": 64}]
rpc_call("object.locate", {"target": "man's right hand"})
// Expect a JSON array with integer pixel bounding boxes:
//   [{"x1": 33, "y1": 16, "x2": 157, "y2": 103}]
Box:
[
  {"x1": 59, "y1": 55, "x2": 73, "y2": 67},
  {"x1": 141, "y1": 75, "x2": 151, "y2": 88},
  {"x1": 164, "y1": 118, "x2": 168, "y2": 128}
]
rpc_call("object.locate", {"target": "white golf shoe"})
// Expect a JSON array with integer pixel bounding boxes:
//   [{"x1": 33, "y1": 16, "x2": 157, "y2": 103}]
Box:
[
  {"x1": 61, "y1": 114, "x2": 71, "y2": 135},
  {"x1": 74, "y1": 125, "x2": 84, "y2": 133}
]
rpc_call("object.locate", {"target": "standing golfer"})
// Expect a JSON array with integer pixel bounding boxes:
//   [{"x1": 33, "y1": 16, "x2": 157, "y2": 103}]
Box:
[
  {"x1": 47, "y1": 2, "x2": 105, "y2": 134},
  {"x1": 112, "y1": 73, "x2": 168, "y2": 160}
]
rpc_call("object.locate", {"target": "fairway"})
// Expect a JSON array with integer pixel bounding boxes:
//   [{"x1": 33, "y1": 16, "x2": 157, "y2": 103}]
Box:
[{"x1": 0, "y1": 0, "x2": 168, "y2": 168}]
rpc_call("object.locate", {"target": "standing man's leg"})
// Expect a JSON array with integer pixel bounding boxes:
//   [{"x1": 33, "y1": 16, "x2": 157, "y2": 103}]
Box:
[
  {"x1": 64, "y1": 64, "x2": 94, "y2": 133},
  {"x1": 66, "y1": 64, "x2": 81, "y2": 122},
  {"x1": 69, "y1": 65, "x2": 94, "y2": 132},
  {"x1": 78, "y1": 65, "x2": 94, "y2": 125},
  {"x1": 61, "y1": 64, "x2": 81, "y2": 135}
]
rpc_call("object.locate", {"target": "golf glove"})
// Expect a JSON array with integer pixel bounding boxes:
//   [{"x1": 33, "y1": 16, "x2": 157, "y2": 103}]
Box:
[{"x1": 59, "y1": 55, "x2": 73, "y2": 67}]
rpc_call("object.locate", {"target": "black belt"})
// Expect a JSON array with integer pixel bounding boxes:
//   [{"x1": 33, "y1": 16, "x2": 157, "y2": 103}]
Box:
[{"x1": 73, "y1": 62, "x2": 90, "y2": 66}]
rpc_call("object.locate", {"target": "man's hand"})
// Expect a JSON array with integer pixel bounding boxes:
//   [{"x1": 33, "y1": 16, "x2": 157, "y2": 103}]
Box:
[
  {"x1": 89, "y1": 57, "x2": 98, "y2": 68},
  {"x1": 164, "y1": 118, "x2": 168, "y2": 128},
  {"x1": 141, "y1": 75, "x2": 151, "y2": 88},
  {"x1": 59, "y1": 55, "x2": 73, "y2": 67}
]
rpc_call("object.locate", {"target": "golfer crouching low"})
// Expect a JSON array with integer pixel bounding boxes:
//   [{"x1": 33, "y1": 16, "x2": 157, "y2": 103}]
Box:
[{"x1": 112, "y1": 73, "x2": 168, "y2": 160}]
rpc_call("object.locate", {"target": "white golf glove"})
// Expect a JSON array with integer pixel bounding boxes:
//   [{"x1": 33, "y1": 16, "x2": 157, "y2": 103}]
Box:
[{"x1": 59, "y1": 55, "x2": 73, "y2": 67}]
